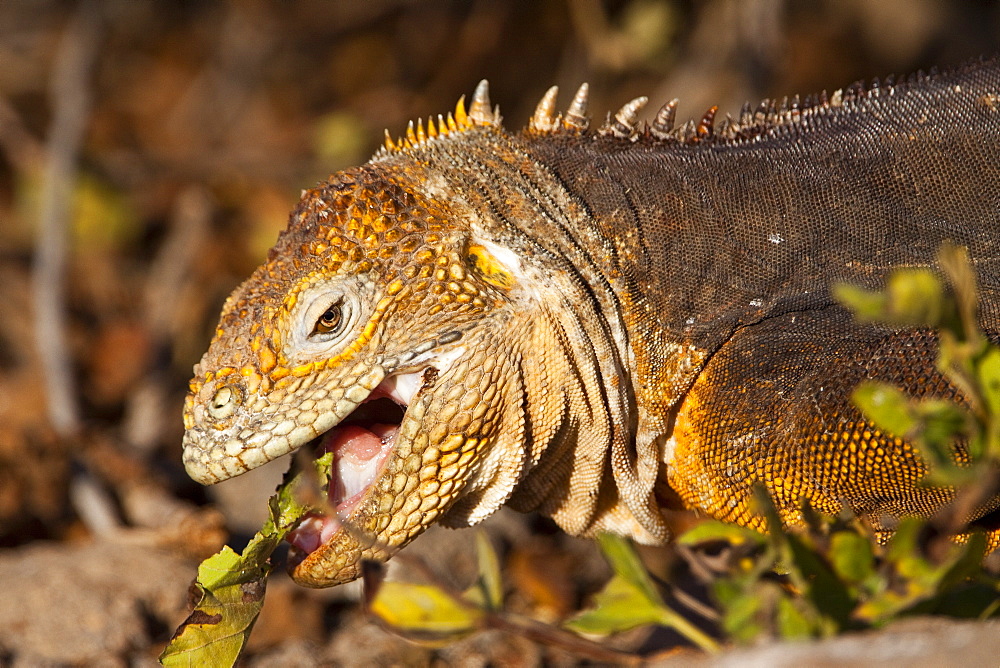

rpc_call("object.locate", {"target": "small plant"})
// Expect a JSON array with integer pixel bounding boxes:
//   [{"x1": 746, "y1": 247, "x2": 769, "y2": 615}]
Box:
[
  {"x1": 562, "y1": 533, "x2": 719, "y2": 652},
  {"x1": 836, "y1": 244, "x2": 1000, "y2": 520},
  {"x1": 677, "y1": 491, "x2": 995, "y2": 644},
  {"x1": 159, "y1": 457, "x2": 323, "y2": 666},
  {"x1": 674, "y1": 242, "x2": 1000, "y2": 645}
]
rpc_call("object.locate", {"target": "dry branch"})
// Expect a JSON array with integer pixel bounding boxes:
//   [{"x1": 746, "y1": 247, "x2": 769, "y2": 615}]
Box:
[{"x1": 31, "y1": 0, "x2": 103, "y2": 437}]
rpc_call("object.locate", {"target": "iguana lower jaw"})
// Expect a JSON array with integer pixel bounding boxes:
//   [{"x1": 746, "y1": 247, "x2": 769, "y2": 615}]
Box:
[
  {"x1": 284, "y1": 335, "x2": 525, "y2": 587},
  {"x1": 283, "y1": 363, "x2": 440, "y2": 587},
  {"x1": 185, "y1": 329, "x2": 519, "y2": 588}
]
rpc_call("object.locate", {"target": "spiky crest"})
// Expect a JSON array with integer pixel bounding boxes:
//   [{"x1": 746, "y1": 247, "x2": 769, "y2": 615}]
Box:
[
  {"x1": 599, "y1": 96, "x2": 649, "y2": 139},
  {"x1": 527, "y1": 85, "x2": 560, "y2": 134},
  {"x1": 373, "y1": 58, "x2": 991, "y2": 158},
  {"x1": 374, "y1": 79, "x2": 501, "y2": 158},
  {"x1": 564, "y1": 83, "x2": 590, "y2": 131}
]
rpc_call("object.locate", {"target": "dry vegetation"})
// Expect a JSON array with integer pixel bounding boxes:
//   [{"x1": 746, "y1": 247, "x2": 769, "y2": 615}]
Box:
[{"x1": 0, "y1": 1, "x2": 998, "y2": 664}]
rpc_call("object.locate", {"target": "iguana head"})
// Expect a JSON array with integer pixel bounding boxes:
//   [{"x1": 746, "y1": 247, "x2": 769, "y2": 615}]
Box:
[
  {"x1": 183, "y1": 87, "x2": 544, "y2": 586},
  {"x1": 184, "y1": 81, "x2": 669, "y2": 586}
]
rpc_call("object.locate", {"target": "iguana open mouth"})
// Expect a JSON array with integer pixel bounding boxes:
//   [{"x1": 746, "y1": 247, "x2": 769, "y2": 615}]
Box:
[{"x1": 285, "y1": 371, "x2": 423, "y2": 557}]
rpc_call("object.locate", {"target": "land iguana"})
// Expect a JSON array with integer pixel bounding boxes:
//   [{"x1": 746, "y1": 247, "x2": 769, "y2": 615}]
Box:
[{"x1": 182, "y1": 59, "x2": 1000, "y2": 587}]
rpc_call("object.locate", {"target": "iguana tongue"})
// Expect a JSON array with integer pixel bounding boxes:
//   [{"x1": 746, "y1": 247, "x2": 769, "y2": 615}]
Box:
[
  {"x1": 285, "y1": 422, "x2": 397, "y2": 555},
  {"x1": 327, "y1": 424, "x2": 397, "y2": 505}
]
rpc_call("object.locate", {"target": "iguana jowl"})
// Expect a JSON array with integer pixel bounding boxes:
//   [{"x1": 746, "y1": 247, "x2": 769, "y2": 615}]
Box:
[{"x1": 183, "y1": 59, "x2": 1000, "y2": 587}]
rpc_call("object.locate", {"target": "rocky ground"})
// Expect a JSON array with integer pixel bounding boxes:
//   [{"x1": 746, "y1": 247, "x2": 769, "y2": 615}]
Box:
[{"x1": 1, "y1": 1, "x2": 999, "y2": 665}]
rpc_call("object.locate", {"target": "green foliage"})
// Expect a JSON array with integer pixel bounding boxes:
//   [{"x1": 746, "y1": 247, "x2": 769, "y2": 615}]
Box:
[
  {"x1": 679, "y1": 500, "x2": 997, "y2": 644},
  {"x1": 160, "y1": 467, "x2": 315, "y2": 666},
  {"x1": 840, "y1": 245, "x2": 1000, "y2": 489},
  {"x1": 367, "y1": 530, "x2": 720, "y2": 653},
  {"x1": 833, "y1": 266, "x2": 950, "y2": 328},
  {"x1": 565, "y1": 534, "x2": 719, "y2": 652}
]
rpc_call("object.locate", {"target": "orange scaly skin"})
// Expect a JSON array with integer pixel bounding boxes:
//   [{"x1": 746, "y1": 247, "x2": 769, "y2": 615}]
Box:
[{"x1": 185, "y1": 62, "x2": 1000, "y2": 587}]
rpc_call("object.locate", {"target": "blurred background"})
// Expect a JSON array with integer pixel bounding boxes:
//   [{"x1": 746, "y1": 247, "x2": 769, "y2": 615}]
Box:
[{"x1": 0, "y1": 0, "x2": 997, "y2": 664}]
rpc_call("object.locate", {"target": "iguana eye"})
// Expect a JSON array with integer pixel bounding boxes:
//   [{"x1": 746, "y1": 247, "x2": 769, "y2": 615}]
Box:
[{"x1": 312, "y1": 300, "x2": 345, "y2": 336}]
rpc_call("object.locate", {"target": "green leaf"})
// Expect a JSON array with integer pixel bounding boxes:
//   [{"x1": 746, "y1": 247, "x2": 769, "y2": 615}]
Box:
[
  {"x1": 595, "y1": 533, "x2": 661, "y2": 603},
  {"x1": 914, "y1": 400, "x2": 969, "y2": 454},
  {"x1": 566, "y1": 534, "x2": 665, "y2": 635},
  {"x1": 160, "y1": 547, "x2": 269, "y2": 668},
  {"x1": 935, "y1": 532, "x2": 988, "y2": 592},
  {"x1": 885, "y1": 268, "x2": 945, "y2": 327},
  {"x1": 314, "y1": 451, "x2": 334, "y2": 484},
  {"x1": 930, "y1": 582, "x2": 1000, "y2": 618},
  {"x1": 828, "y1": 530, "x2": 875, "y2": 586},
  {"x1": 776, "y1": 596, "x2": 814, "y2": 640},
  {"x1": 370, "y1": 581, "x2": 482, "y2": 637},
  {"x1": 567, "y1": 534, "x2": 720, "y2": 652},
  {"x1": 853, "y1": 382, "x2": 916, "y2": 439},
  {"x1": 834, "y1": 269, "x2": 944, "y2": 327},
  {"x1": 858, "y1": 524, "x2": 990, "y2": 624},
  {"x1": 977, "y1": 347, "x2": 1000, "y2": 417},
  {"x1": 884, "y1": 518, "x2": 933, "y2": 579},
  {"x1": 832, "y1": 283, "x2": 890, "y2": 322},
  {"x1": 565, "y1": 573, "x2": 669, "y2": 636},
  {"x1": 677, "y1": 520, "x2": 769, "y2": 549},
  {"x1": 369, "y1": 530, "x2": 496, "y2": 641},
  {"x1": 160, "y1": 469, "x2": 313, "y2": 666},
  {"x1": 715, "y1": 581, "x2": 764, "y2": 643},
  {"x1": 784, "y1": 533, "x2": 854, "y2": 629},
  {"x1": 264, "y1": 470, "x2": 313, "y2": 540}
]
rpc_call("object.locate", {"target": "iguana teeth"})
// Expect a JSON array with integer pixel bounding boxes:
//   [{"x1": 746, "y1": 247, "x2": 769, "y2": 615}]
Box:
[{"x1": 379, "y1": 370, "x2": 422, "y2": 406}]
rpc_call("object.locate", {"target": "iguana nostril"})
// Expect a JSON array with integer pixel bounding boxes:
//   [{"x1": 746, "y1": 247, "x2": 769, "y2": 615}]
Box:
[{"x1": 208, "y1": 385, "x2": 241, "y2": 420}]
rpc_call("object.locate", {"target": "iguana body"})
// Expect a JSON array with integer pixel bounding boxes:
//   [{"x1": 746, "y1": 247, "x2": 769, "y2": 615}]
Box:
[{"x1": 183, "y1": 59, "x2": 1000, "y2": 587}]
